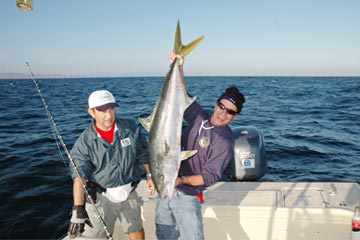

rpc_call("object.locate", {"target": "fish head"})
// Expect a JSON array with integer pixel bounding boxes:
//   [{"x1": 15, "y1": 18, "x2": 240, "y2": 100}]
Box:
[
  {"x1": 151, "y1": 170, "x2": 176, "y2": 199},
  {"x1": 159, "y1": 179, "x2": 176, "y2": 199},
  {"x1": 149, "y1": 149, "x2": 179, "y2": 199}
]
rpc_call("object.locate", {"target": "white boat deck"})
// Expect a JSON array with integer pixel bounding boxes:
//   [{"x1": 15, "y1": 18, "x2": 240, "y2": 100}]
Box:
[{"x1": 69, "y1": 181, "x2": 360, "y2": 239}]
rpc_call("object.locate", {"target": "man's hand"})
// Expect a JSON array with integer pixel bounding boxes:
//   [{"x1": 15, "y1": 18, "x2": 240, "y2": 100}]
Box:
[
  {"x1": 68, "y1": 205, "x2": 93, "y2": 238},
  {"x1": 169, "y1": 50, "x2": 184, "y2": 67},
  {"x1": 146, "y1": 174, "x2": 156, "y2": 196},
  {"x1": 175, "y1": 176, "x2": 184, "y2": 187}
]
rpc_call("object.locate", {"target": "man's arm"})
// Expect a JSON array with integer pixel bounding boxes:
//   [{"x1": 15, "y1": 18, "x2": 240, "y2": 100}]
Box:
[
  {"x1": 175, "y1": 175, "x2": 204, "y2": 187},
  {"x1": 68, "y1": 176, "x2": 93, "y2": 238},
  {"x1": 142, "y1": 164, "x2": 156, "y2": 196},
  {"x1": 73, "y1": 176, "x2": 85, "y2": 205}
]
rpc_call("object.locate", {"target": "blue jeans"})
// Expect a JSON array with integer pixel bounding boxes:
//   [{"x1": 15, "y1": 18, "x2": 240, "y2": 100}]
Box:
[{"x1": 155, "y1": 190, "x2": 204, "y2": 240}]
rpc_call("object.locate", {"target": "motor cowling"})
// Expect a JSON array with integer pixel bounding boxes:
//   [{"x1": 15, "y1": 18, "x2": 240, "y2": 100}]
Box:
[{"x1": 224, "y1": 126, "x2": 267, "y2": 181}]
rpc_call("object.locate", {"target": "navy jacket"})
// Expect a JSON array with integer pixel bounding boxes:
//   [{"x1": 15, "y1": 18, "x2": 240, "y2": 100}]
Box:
[
  {"x1": 177, "y1": 102, "x2": 234, "y2": 195},
  {"x1": 69, "y1": 118, "x2": 148, "y2": 189}
]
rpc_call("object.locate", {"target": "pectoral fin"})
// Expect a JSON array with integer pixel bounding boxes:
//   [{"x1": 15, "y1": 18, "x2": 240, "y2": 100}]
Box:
[
  {"x1": 180, "y1": 150, "x2": 197, "y2": 161},
  {"x1": 138, "y1": 98, "x2": 161, "y2": 132},
  {"x1": 138, "y1": 116, "x2": 151, "y2": 132}
]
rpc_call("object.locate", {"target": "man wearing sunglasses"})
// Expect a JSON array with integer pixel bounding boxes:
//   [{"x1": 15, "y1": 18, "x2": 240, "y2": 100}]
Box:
[{"x1": 155, "y1": 52, "x2": 245, "y2": 240}]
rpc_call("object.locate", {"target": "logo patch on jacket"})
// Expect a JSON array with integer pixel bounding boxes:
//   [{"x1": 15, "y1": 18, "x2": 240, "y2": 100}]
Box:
[
  {"x1": 199, "y1": 137, "x2": 210, "y2": 148},
  {"x1": 121, "y1": 138, "x2": 131, "y2": 147}
]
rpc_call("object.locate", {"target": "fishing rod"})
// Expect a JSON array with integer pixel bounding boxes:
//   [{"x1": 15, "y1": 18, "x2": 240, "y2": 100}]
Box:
[{"x1": 25, "y1": 62, "x2": 113, "y2": 240}]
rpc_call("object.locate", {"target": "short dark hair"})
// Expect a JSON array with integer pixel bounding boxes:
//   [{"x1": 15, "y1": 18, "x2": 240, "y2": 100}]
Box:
[{"x1": 217, "y1": 86, "x2": 245, "y2": 114}]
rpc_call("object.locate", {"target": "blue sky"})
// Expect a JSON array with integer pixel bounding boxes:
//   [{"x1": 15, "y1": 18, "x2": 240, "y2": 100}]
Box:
[{"x1": 1, "y1": 0, "x2": 359, "y2": 77}]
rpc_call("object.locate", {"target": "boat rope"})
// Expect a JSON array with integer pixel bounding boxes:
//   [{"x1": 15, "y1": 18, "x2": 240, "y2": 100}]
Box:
[{"x1": 25, "y1": 62, "x2": 113, "y2": 240}]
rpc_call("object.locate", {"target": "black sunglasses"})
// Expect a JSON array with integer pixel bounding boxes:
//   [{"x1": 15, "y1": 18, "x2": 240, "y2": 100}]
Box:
[{"x1": 216, "y1": 101, "x2": 237, "y2": 116}]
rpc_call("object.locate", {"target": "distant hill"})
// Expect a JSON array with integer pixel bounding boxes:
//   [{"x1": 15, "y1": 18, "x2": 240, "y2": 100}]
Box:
[
  {"x1": 0, "y1": 73, "x2": 85, "y2": 79},
  {"x1": 0, "y1": 73, "x2": 29, "y2": 79}
]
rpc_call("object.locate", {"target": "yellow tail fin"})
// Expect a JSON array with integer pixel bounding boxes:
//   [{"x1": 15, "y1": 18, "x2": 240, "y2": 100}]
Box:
[{"x1": 174, "y1": 20, "x2": 205, "y2": 56}]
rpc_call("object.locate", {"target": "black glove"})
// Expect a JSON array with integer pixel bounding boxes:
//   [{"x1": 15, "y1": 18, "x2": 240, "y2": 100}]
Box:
[{"x1": 68, "y1": 205, "x2": 93, "y2": 239}]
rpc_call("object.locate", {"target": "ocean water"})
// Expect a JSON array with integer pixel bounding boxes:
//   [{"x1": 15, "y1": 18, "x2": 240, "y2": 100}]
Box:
[{"x1": 0, "y1": 76, "x2": 359, "y2": 239}]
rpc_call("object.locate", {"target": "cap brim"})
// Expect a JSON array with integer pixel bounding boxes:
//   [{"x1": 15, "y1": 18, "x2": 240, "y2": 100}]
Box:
[{"x1": 95, "y1": 103, "x2": 118, "y2": 112}]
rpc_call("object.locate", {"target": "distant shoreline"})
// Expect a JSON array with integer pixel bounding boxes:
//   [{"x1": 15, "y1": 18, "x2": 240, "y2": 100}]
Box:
[
  {"x1": 0, "y1": 73, "x2": 86, "y2": 79},
  {"x1": 0, "y1": 73, "x2": 359, "y2": 79}
]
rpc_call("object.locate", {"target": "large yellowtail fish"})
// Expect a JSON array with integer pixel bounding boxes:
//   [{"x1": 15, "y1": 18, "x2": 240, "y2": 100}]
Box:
[{"x1": 139, "y1": 21, "x2": 204, "y2": 198}]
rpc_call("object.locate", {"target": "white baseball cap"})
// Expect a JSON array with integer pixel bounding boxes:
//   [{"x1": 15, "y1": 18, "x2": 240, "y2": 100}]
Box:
[{"x1": 88, "y1": 90, "x2": 118, "y2": 111}]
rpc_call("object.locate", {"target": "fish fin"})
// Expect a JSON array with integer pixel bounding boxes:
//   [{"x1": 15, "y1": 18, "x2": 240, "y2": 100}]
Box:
[
  {"x1": 165, "y1": 140, "x2": 170, "y2": 155},
  {"x1": 180, "y1": 150, "x2": 197, "y2": 161},
  {"x1": 138, "y1": 97, "x2": 162, "y2": 132},
  {"x1": 174, "y1": 20, "x2": 205, "y2": 57},
  {"x1": 138, "y1": 116, "x2": 151, "y2": 132},
  {"x1": 185, "y1": 95, "x2": 197, "y2": 109}
]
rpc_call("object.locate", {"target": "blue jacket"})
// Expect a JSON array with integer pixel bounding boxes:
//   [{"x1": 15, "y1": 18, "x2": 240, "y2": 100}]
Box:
[
  {"x1": 177, "y1": 102, "x2": 234, "y2": 195},
  {"x1": 69, "y1": 118, "x2": 148, "y2": 189}
]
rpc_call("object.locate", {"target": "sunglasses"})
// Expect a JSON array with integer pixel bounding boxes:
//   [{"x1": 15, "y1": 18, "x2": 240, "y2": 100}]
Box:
[{"x1": 216, "y1": 101, "x2": 237, "y2": 116}]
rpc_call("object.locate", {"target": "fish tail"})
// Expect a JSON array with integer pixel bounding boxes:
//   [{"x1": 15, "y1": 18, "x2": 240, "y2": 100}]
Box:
[{"x1": 174, "y1": 20, "x2": 205, "y2": 57}]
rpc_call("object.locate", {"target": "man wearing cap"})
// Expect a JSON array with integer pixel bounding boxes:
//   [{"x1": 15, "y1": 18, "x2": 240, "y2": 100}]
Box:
[
  {"x1": 68, "y1": 90, "x2": 155, "y2": 239},
  {"x1": 155, "y1": 52, "x2": 245, "y2": 240}
]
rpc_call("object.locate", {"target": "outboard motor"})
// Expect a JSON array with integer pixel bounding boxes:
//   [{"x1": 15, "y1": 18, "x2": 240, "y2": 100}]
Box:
[{"x1": 224, "y1": 126, "x2": 267, "y2": 181}]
